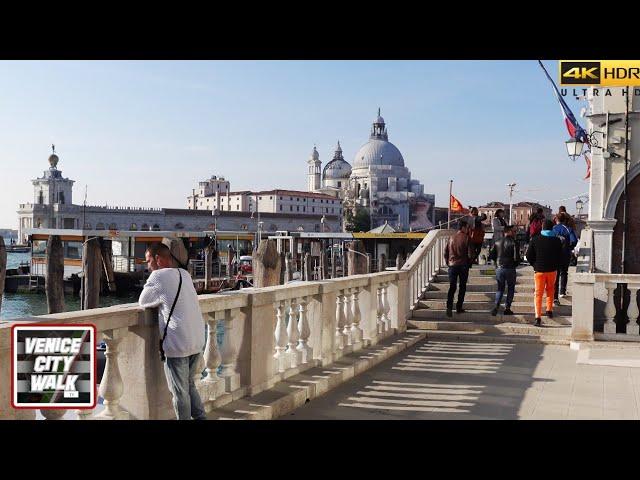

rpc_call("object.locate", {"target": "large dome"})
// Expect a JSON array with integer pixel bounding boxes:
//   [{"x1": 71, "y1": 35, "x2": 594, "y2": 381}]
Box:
[{"x1": 353, "y1": 139, "x2": 404, "y2": 169}]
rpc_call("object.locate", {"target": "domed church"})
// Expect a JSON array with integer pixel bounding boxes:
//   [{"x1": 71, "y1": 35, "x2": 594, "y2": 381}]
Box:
[{"x1": 307, "y1": 109, "x2": 435, "y2": 231}]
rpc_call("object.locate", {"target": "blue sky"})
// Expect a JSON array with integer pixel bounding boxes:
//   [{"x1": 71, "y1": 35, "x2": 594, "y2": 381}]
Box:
[{"x1": 0, "y1": 60, "x2": 590, "y2": 229}]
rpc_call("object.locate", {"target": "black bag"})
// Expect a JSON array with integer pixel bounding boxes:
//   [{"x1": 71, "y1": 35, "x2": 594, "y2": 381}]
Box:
[{"x1": 159, "y1": 269, "x2": 183, "y2": 362}]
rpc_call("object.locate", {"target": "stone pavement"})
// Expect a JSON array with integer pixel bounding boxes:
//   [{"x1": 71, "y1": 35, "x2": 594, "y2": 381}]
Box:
[{"x1": 282, "y1": 335, "x2": 640, "y2": 420}]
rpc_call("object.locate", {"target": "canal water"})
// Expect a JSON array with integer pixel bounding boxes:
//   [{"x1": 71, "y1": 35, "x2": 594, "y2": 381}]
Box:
[{"x1": 1, "y1": 249, "x2": 139, "y2": 320}]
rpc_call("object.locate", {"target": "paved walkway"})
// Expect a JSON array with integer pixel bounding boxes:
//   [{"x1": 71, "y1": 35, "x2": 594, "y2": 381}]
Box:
[{"x1": 283, "y1": 336, "x2": 640, "y2": 420}]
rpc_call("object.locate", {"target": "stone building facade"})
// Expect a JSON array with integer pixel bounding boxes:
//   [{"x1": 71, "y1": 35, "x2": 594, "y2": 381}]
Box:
[{"x1": 17, "y1": 152, "x2": 340, "y2": 243}]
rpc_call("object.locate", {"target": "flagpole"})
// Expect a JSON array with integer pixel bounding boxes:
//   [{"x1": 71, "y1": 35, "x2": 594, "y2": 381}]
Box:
[{"x1": 448, "y1": 179, "x2": 452, "y2": 227}]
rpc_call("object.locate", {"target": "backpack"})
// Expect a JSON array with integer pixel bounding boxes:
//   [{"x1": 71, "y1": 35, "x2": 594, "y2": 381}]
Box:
[{"x1": 556, "y1": 224, "x2": 577, "y2": 251}]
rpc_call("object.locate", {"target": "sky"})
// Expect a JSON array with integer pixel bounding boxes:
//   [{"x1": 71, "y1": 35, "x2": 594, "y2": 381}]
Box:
[{"x1": 0, "y1": 60, "x2": 590, "y2": 230}]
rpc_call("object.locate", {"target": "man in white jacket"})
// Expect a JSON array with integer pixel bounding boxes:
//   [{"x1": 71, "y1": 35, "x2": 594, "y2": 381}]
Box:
[{"x1": 139, "y1": 242, "x2": 206, "y2": 420}]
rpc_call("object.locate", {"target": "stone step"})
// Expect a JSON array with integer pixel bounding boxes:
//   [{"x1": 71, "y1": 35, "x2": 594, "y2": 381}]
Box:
[
  {"x1": 412, "y1": 329, "x2": 571, "y2": 346},
  {"x1": 438, "y1": 267, "x2": 534, "y2": 278},
  {"x1": 433, "y1": 274, "x2": 535, "y2": 285},
  {"x1": 420, "y1": 291, "x2": 573, "y2": 304},
  {"x1": 411, "y1": 308, "x2": 572, "y2": 325},
  {"x1": 427, "y1": 282, "x2": 538, "y2": 293},
  {"x1": 408, "y1": 318, "x2": 571, "y2": 335},
  {"x1": 415, "y1": 300, "x2": 572, "y2": 315}
]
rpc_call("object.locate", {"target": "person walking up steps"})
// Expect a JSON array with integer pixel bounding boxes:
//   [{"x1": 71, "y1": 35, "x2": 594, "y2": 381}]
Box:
[
  {"x1": 488, "y1": 225, "x2": 521, "y2": 316},
  {"x1": 525, "y1": 219, "x2": 563, "y2": 327},
  {"x1": 444, "y1": 220, "x2": 475, "y2": 318}
]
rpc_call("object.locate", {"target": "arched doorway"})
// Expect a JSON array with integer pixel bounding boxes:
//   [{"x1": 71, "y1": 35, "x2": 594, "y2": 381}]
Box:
[{"x1": 612, "y1": 172, "x2": 640, "y2": 273}]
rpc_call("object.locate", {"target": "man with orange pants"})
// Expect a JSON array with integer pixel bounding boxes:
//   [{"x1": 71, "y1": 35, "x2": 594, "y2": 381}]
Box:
[{"x1": 525, "y1": 219, "x2": 562, "y2": 326}]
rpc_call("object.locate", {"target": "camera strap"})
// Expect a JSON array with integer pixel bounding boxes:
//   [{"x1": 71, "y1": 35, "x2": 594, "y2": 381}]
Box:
[{"x1": 159, "y1": 268, "x2": 183, "y2": 362}]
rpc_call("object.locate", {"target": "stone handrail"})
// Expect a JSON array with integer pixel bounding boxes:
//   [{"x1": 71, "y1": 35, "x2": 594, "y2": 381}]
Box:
[
  {"x1": 571, "y1": 272, "x2": 640, "y2": 342},
  {"x1": 401, "y1": 229, "x2": 454, "y2": 311}
]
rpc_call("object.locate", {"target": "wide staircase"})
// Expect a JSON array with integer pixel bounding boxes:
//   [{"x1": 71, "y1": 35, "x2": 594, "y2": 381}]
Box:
[{"x1": 408, "y1": 264, "x2": 573, "y2": 344}]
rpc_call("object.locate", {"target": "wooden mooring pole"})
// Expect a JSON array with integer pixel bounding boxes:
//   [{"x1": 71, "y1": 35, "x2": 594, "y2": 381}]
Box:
[
  {"x1": 254, "y1": 239, "x2": 281, "y2": 288},
  {"x1": 100, "y1": 239, "x2": 117, "y2": 294},
  {"x1": 81, "y1": 238, "x2": 102, "y2": 309},
  {"x1": 46, "y1": 235, "x2": 65, "y2": 314},
  {"x1": 0, "y1": 237, "x2": 6, "y2": 314}
]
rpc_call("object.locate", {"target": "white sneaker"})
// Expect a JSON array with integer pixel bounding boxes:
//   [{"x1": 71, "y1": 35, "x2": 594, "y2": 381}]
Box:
[{"x1": 558, "y1": 294, "x2": 565, "y2": 299}]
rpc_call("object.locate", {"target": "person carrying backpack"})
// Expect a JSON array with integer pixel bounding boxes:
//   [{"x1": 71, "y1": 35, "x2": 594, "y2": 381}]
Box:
[
  {"x1": 525, "y1": 219, "x2": 563, "y2": 326},
  {"x1": 467, "y1": 207, "x2": 487, "y2": 265},
  {"x1": 527, "y1": 208, "x2": 544, "y2": 241},
  {"x1": 552, "y1": 212, "x2": 578, "y2": 304},
  {"x1": 488, "y1": 225, "x2": 521, "y2": 316}
]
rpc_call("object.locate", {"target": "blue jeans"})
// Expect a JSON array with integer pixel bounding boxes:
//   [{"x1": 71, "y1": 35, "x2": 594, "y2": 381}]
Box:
[
  {"x1": 495, "y1": 267, "x2": 516, "y2": 309},
  {"x1": 164, "y1": 353, "x2": 207, "y2": 420}
]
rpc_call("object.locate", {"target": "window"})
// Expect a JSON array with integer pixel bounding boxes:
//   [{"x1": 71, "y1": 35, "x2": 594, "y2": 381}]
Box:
[
  {"x1": 312, "y1": 207, "x2": 315, "y2": 213},
  {"x1": 83, "y1": 223, "x2": 92, "y2": 229},
  {"x1": 237, "y1": 205, "x2": 240, "y2": 210},
  {"x1": 337, "y1": 181, "x2": 341, "y2": 188},
  {"x1": 270, "y1": 196, "x2": 273, "y2": 200},
  {"x1": 280, "y1": 205, "x2": 283, "y2": 211},
  {"x1": 290, "y1": 197, "x2": 293, "y2": 201},
  {"x1": 174, "y1": 223, "x2": 185, "y2": 230},
  {"x1": 141, "y1": 223, "x2": 149, "y2": 231},
  {"x1": 280, "y1": 197, "x2": 283, "y2": 200},
  {"x1": 241, "y1": 224, "x2": 248, "y2": 230},
  {"x1": 290, "y1": 206, "x2": 293, "y2": 212},
  {"x1": 259, "y1": 196, "x2": 262, "y2": 200},
  {"x1": 296, "y1": 206, "x2": 299, "y2": 212},
  {"x1": 152, "y1": 224, "x2": 160, "y2": 231},
  {"x1": 303, "y1": 206, "x2": 306, "y2": 212},
  {"x1": 59, "y1": 191, "x2": 65, "y2": 204},
  {"x1": 108, "y1": 223, "x2": 117, "y2": 230},
  {"x1": 65, "y1": 241, "x2": 83, "y2": 260},
  {"x1": 96, "y1": 223, "x2": 105, "y2": 230},
  {"x1": 38, "y1": 190, "x2": 44, "y2": 204}
]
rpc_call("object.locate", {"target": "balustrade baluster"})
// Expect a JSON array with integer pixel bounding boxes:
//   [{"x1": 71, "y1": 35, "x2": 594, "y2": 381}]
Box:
[
  {"x1": 604, "y1": 283, "x2": 617, "y2": 334},
  {"x1": 220, "y1": 308, "x2": 241, "y2": 391},
  {"x1": 297, "y1": 296, "x2": 313, "y2": 364},
  {"x1": 95, "y1": 329, "x2": 128, "y2": 420},
  {"x1": 626, "y1": 286, "x2": 640, "y2": 335},
  {"x1": 376, "y1": 285, "x2": 384, "y2": 334},
  {"x1": 382, "y1": 282, "x2": 391, "y2": 332},
  {"x1": 274, "y1": 301, "x2": 289, "y2": 372},
  {"x1": 350, "y1": 287, "x2": 363, "y2": 349},
  {"x1": 203, "y1": 314, "x2": 222, "y2": 384},
  {"x1": 343, "y1": 288, "x2": 353, "y2": 346},
  {"x1": 335, "y1": 292, "x2": 346, "y2": 351},
  {"x1": 287, "y1": 298, "x2": 302, "y2": 368}
]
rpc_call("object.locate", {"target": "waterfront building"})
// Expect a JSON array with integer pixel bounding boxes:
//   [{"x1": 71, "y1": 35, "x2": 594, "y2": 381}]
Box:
[{"x1": 17, "y1": 150, "x2": 341, "y2": 243}]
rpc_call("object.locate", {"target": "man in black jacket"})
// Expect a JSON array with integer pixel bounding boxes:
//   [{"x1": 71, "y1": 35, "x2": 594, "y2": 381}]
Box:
[
  {"x1": 525, "y1": 219, "x2": 563, "y2": 326},
  {"x1": 488, "y1": 225, "x2": 520, "y2": 316}
]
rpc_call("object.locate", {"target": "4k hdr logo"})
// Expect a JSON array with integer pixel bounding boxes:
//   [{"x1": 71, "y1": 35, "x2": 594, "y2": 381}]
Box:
[{"x1": 559, "y1": 61, "x2": 640, "y2": 86}]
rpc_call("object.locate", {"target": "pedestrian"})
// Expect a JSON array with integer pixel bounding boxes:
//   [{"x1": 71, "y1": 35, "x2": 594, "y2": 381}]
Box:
[
  {"x1": 552, "y1": 212, "x2": 578, "y2": 304},
  {"x1": 525, "y1": 219, "x2": 563, "y2": 326},
  {"x1": 444, "y1": 220, "x2": 475, "y2": 317},
  {"x1": 554, "y1": 205, "x2": 577, "y2": 231},
  {"x1": 488, "y1": 225, "x2": 521, "y2": 316},
  {"x1": 491, "y1": 208, "x2": 508, "y2": 255},
  {"x1": 467, "y1": 207, "x2": 487, "y2": 265},
  {"x1": 139, "y1": 241, "x2": 207, "y2": 420},
  {"x1": 527, "y1": 208, "x2": 545, "y2": 240}
]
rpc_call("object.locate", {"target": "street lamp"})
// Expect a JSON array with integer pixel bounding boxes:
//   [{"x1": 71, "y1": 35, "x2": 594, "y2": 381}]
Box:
[
  {"x1": 575, "y1": 198, "x2": 584, "y2": 217},
  {"x1": 566, "y1": 131, "x2": 607, "y2": 160}
]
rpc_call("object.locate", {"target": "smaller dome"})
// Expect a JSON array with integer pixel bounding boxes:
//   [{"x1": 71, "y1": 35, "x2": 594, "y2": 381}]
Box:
[
  {"x1": 374, "y1": 115, "x2": 385, "y2": 124},
  {"x1": 48, "y1": 153, "x2": 59, "y2": 169},
  {"x1": 323, "y1": 141, "x2": 352, "y2": 180}
]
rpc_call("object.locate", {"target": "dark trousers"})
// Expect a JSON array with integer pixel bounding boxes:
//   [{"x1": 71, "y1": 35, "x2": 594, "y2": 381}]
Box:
[
  {"x1": 554, "y1": 255, "x2": 570, "y2": 298},
  {"x1": 495, "y1": 267, "x2": 516, "y2": 308},
  {"x1": 471, "y1": 242, "x2": 482, "y2": 263},
  {"x1": 447, "y1": 265, "x2": 470, "y2": 310}
]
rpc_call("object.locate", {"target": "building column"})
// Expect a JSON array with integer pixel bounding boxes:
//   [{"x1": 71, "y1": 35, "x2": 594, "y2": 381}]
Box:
[{"x1": 588, "y1": 219, "x2": 617, "y2": 273}]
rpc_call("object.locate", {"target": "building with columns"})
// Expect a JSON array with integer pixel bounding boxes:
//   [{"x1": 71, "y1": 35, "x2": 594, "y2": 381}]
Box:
[
  {"x1": 585, "y1": 87, "x2": 640, "y2": 274},
  {"x1": 307, "y1": 110, "x2": 435, "y2": 231}
]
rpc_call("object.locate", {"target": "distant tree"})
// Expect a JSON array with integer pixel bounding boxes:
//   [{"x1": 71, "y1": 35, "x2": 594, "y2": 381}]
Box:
[{"x1": 352, "y1": 208, "x2": 371, "y2": 232}]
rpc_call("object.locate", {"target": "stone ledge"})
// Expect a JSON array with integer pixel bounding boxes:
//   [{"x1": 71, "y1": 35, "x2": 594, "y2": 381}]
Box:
[{"x1": 206, "y1": 331, "x2": 425, "y2": 420}]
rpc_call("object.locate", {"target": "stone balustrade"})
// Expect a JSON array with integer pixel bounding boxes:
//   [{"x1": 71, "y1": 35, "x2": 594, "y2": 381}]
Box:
[
  {"x1": 0, "y1": 229, "x2": 454, "y2": 420},
  {"x1": 572, "y1": 272, "x2": 640, "y2": 342}
]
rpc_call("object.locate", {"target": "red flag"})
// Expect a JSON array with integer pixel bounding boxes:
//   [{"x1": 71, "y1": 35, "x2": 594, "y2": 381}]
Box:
[
  {"x1": 450, "y1": 194, "x2": 469, "y2": 214},
  {"x1": 584, "y1": 153, "x2": 591, "y2": 180}
]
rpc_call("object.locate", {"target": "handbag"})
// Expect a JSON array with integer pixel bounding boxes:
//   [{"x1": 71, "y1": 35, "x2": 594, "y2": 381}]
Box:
[{"x1": 159, "y1": 269, "x2": 183, "y2": 362}]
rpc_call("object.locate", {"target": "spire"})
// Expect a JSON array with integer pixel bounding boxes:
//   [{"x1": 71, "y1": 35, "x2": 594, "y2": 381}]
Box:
[
  {"x1": 48, "y1": 144, "x2": 59, "y2": 169},
  {"x1": 378, "y1": 107, "x2": 380, "y2": 117}
]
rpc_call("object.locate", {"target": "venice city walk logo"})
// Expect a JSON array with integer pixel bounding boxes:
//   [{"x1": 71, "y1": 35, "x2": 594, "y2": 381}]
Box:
[{"x1": 11, "y1": 325, "x2": 96, "y2": 409}]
